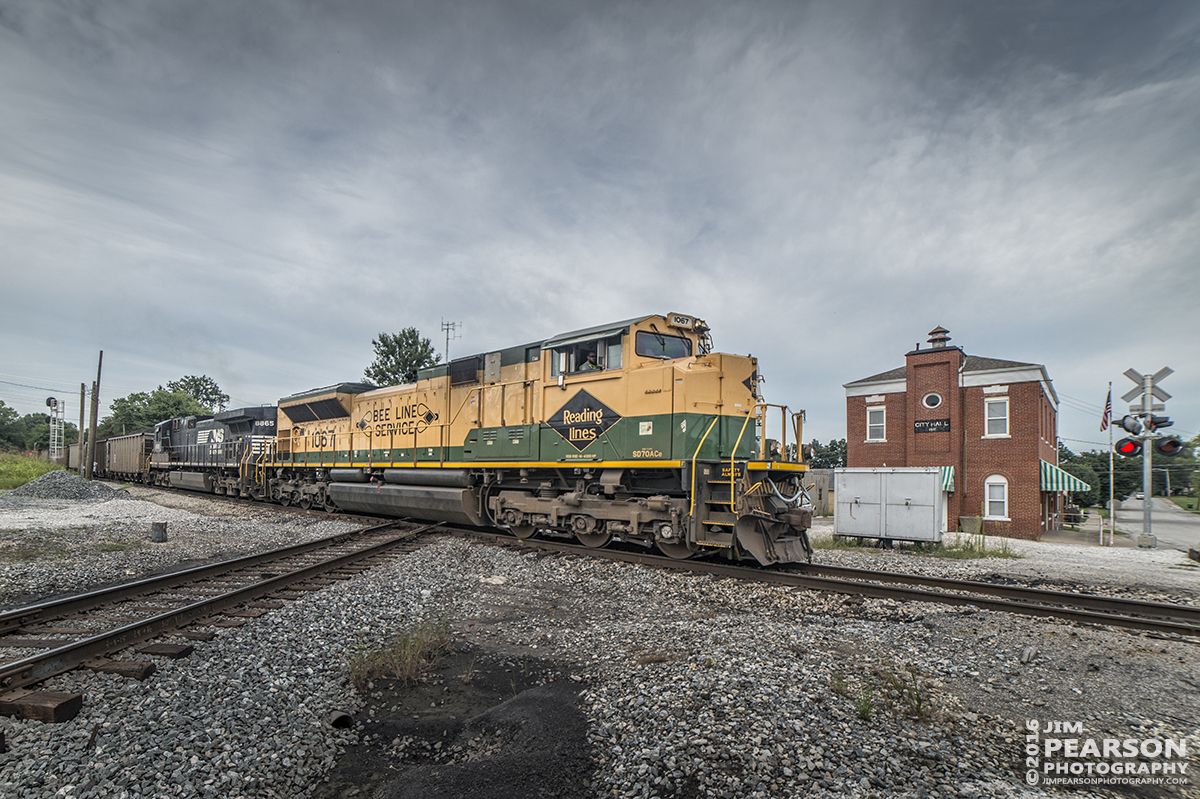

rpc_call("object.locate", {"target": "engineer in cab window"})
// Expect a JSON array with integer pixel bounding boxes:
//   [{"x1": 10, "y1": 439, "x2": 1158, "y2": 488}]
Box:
[{"x1": 580, "y1": 350, "x2": 602, "y2": 371}]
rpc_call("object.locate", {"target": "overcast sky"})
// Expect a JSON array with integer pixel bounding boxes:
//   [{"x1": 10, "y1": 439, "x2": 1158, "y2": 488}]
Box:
[{"x1": 2, "y1": 0, "x2": 1197, "y2": 453}]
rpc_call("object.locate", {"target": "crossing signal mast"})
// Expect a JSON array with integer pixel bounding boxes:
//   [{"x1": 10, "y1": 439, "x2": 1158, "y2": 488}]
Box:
[{"x1": 1113, "y1": 367, "x2": 1184, "y2": 547}]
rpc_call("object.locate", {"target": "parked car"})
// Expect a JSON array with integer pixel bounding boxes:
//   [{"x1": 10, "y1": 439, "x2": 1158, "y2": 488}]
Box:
[{"x1": 1134, "y1": 492, "x2": 1145, "y2": 500}]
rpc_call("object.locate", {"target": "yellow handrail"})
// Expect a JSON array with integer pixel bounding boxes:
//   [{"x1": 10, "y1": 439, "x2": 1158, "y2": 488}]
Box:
[
  {"x1": 729, "y1": 411, "x2": 754, "y2": 513},
  {"x1": 688, "y1": 416, "x2": 720, "y2": 517}
]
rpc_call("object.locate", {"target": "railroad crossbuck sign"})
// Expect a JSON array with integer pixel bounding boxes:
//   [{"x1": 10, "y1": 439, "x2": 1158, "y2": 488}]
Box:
[
  {"x1": 1121, "y1": 367, "x2": 1172, "y2": 411},
  {"x1": 1118, "y1": 366, "x2": 1179, "y2": 545}
]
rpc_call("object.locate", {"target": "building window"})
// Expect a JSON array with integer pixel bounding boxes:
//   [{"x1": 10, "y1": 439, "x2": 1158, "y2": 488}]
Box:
[
  {"x1": 922, "y1": 392, "x2": 942, "y2": 409},
  {"x1": 984, "y1": 475, "x2": 1009, "y2": 519},
  {"x1": 984, "y1": 398, "x2": 1009, "y2": 437},
  {"x1": 866, "y1": 407, "x2": 886, "y2": 441}
]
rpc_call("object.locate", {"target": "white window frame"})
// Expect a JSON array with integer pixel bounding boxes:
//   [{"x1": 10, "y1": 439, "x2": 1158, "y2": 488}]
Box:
[
  {"x1": 866, "y1": 406, "x2": 886, "y2": 442},
  {"x1": 983, "y1": 397, "x2": 1009, "y2": 438},
  {"x1": 984, "y1": 475, "x2": 1009, "y2": 520}
]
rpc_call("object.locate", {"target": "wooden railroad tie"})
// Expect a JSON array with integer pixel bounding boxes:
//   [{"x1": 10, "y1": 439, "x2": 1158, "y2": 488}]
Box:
[
  {"x1": 0, "y1": 691, "x2": 84, "y2": 723},
  {"x1": 136, "y1": 643, "x2": 194, "y2": 659},
  {"x1": 84, "y1": 658, "x2": 156, "y2": 680}
]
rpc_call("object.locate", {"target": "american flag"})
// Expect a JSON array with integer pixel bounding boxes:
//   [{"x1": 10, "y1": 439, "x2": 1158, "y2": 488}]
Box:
[{"x1": 1100, "y1": 388, "x2": 1112, "y2": 431}]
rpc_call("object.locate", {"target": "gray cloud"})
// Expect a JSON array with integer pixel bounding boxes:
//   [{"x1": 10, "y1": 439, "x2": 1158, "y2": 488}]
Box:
[{"x1": 1, "y1": 0, "x2": 1196, "y2": 447}]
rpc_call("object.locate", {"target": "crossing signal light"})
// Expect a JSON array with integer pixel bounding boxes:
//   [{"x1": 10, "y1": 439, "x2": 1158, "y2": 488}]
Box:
[
  {"x1": 1154, "y1": 437, "x2": 1185, "y2": 457},
  {"x1": 1146, "y1": 415, "x2": 1173, "y2": 432},
  {"x1": 1117, "y1": 415, "x2": 1142, "y2": 434},
  {"x1": 1114, "y1": 438, "x2": 1142, "y2": 457}
]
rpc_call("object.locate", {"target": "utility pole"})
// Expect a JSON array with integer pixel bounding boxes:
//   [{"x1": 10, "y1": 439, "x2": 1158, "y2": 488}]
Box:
[
  {"x1": 441, "y1": 320, "x2": 461, "y2": 363},
  {"x1": 1155, "y1": 468, "x2": 1171, "y2": 497},
  {"x1": 78, "y1": 383, "x2": 86, "y2": 473},
  {"x1": 85, "y1": 351, "x2": 103, "y2": 480}
]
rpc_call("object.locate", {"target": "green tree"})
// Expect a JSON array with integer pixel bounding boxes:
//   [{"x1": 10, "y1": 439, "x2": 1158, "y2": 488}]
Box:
[
  {"x1": 807, "y1": 438, "x2": 847, "y2": 469},
  {"x1": 364, "y1": 328, "x2": 441, "y2": 386},
  {"x1": 1060, "y1": 461, "x2": 1100, "y2": 507},
  {"x1": 0, "y1": 400, "x2": 20, "y2": 448},
  {"x1": 0, "y1": 404, "x2": 79, "y2": 451},
  {"x1": 164, "y1": 375, "x2": 229, "y2": 411},
  {"x1": 97, "y1": 389, "x2": 210, "y2": 438}
]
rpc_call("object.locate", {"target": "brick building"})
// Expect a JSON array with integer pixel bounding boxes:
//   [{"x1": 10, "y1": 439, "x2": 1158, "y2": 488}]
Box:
[{"x1": 843, "y1": 327, "x2": 1086, "y2": 538}]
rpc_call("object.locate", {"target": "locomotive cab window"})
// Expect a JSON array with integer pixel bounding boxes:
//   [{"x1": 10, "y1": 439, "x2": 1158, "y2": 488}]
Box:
[
  {"x1": 635, "y1": 330, "x2": 691, "y2": 360},
  {"x1": 550, "y1": 334, "x2": 623, "y2": 376}
]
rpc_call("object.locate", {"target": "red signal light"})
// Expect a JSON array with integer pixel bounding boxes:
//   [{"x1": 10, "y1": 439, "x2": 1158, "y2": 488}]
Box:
[
  {"x1": 1114, "y1": 438, "x2": 1142, "y2": 457},
  {"x1": 1154, "y1": 437, "x2": 1185, "y2": 458}
]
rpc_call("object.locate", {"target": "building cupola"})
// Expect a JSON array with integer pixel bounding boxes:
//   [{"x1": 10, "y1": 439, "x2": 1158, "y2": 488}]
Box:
[{"x1": 927, "y1": 326, "x2": 951, "y2": 348}]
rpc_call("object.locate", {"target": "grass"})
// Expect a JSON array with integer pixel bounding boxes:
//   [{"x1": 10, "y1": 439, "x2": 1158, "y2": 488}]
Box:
[
  {"x1": 855, "y1": 685, "x2": 874, "y2": 720},
  {"x1": 0, "y1": 452, "x2": 63, "y2": 490},
  {"x1": 346, "y1": 619, "x2": 451, "y2": 691},
  {"x1": 830, "y1": 670, "x2": 850, "y2": 697},
  {"x1": 811, "y1": 532, "x2": 1022, "y2": 559},
  {"x1": 879, "y1": 665, "x2": 931, "y2": 720},
  {"x1": 633, "y1": 649, "x2": 688, "y2": 665},
  {"x1": 1170, "y1": 497, "x2": 1199, "y2": 512},
  {"x1": 0, "y1": 537, "x2": 72, "y2": 562},
  {"x1": 0, "y1": 526, "x2": 148, "y2": 563},
  {"x1": 832, "y1": 664, "x2": 934, "y2": 722}
]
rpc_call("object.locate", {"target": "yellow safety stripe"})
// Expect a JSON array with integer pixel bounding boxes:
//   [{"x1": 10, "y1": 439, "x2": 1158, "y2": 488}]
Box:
[{"x1": 262, "y1": 458, "x2": 808, "y2": 471}]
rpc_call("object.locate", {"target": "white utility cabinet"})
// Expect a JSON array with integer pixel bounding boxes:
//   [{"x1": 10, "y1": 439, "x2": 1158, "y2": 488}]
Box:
[{"x1": 834, "y1": 467, "x2": 946, "y2": 543}]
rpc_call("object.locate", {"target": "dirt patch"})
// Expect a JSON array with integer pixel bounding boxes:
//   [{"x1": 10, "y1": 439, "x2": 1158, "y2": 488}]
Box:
[{"x1": 313, "y1": 644, "x2": 594, "y2": 799}]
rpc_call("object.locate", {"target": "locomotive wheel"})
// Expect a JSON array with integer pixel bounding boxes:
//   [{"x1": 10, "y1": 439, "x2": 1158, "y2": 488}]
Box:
[
  {"x1": 278, "y1": 493, "x2": 291, "y2": 507},
  {"x1": 656, "y1": 540, "x2": 694, "y2": 559},
  {"x1": 575, "y1": 531, "x2": 611, "y2": 548},
  {"x1": 298, "y1": 497, "x2": 313, "y2": 510},
  {"x1": 511, "y1": 525, "x2": 537, "y2": 540}
]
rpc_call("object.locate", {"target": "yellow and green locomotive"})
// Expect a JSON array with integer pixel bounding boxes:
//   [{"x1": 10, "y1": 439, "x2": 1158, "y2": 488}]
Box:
[{"x1": 264, "y1": 313, "x2": 813, "y2": 564}]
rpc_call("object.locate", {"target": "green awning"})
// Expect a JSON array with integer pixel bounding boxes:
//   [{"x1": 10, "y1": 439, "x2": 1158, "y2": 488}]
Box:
[
  {"x1": 1041, "y1": 460, "x2": 1091, "y2": 492},
  {"x1": 939, "y1": 466, "x2": 955, "y2": 492}
]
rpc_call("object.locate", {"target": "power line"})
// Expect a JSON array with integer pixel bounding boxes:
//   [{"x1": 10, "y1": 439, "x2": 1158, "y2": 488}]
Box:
[{"x1": 1057, "y1": 391, "x2": 1105, "y2": 412}]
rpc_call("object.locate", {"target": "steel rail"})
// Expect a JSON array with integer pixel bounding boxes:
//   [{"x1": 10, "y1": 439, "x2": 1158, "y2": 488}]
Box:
[
  {"x1": 453, "y1": 529, "x2": 1200, "y2": 638},
  {"x1": 0, "y1": 518, "x2": 407, "y2": 635},
  {"x1": 0, "y1": 522, "x2": 440, "y2": 694},
  {"x1": 785, "y1": 563, "x2": 1200, "y2": 626}
]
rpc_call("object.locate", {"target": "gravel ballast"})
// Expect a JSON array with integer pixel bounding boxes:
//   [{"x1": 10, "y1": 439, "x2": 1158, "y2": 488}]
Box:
[{"x1": 0, "y1": 481, "x2": 1197, "y2": 798}]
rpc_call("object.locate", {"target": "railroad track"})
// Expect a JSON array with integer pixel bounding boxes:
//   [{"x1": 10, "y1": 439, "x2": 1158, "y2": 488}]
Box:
[
  {"x1": 0, "y1": 519, "x2": 438, "y2": 722},
  {"x1": 454, "y1": 529, "x2": 1200, "y2": 638}
]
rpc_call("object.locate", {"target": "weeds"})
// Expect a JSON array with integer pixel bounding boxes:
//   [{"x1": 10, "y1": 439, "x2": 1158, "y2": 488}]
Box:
[
  {"x1": 811, "y1": 534, "x2": 1021, "y2": 559},
  {"x1": 830, "y1": 670, "x2": 850, "y2": 697},
  {"x1": 0, "y1": 529, "x2": 72, "y2": 562},
  {"x1": 855, "y1": 685, "x2": 874, "y2": 720},
  {"x1": 927, "y1": 534, "x2": 1022, "y2": 560},
  {"x1": 96, "y1": 539, "x2": 145, "y2": 553},
  {"x1": 0, "y1": 452, "x2": 63, "y2": 490},
  {"x1": 460, "y1": 651, "x2": 477, "y2": 685},
  {"x1": 879, "y1": 665, "x2": 930, "y2": 720},
  {"x1": 633, "y1": 649, "x2": 686, "y2": 666},
  {"x1": 346, "y1": 619, "x2": 451, "y2": 691}
]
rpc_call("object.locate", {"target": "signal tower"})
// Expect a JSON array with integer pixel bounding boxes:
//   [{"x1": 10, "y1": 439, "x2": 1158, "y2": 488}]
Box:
[{"x1": 46, "y1": 397, "x2": 65, "y2": 461}]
